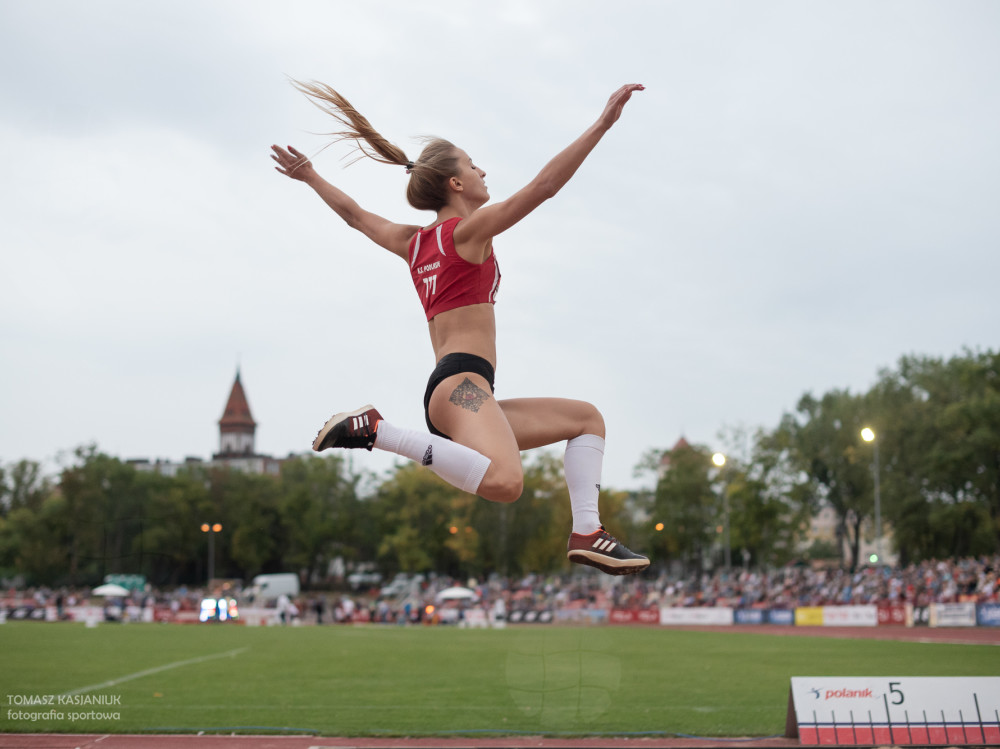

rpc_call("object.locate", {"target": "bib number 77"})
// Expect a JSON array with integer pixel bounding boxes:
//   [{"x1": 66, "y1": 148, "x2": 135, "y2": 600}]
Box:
[{"x1": 423, "y1": 275, "x2": 437, "y2": 299}]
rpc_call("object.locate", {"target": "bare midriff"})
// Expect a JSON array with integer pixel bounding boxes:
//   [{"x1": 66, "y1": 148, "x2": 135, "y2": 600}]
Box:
[{"x1": 427, "y1": 303, "x2": 497, "y2": 369}]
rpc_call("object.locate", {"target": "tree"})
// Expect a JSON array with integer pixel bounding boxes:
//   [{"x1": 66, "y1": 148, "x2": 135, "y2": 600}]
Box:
[
  {"x1": 277, "y1": 454, "x2": 362, "y2": 584},
  {"x1": 873, "y1": 350, "x2": 1000, "y2": 560},
  {"x1": 374, "y1": 464, "x2": 466, "y2": 574},
  {"x1": 0, "y1": 496, "x2": 68, "y2": 585},
  {"x1": 646, "y1": 441, "x2": 717, "y2": 575},
  {"x1": 0, "y1": 459, "x2": 57, "y2": 583},
  {"x1": 718, "y1": 448, "x2": 804, "y2": 571},
  {"x1": 770, "y1": 390, "x2": 875, "y2": 570},
  {"x1": 139, "y1": 468, "x2": 211, "y2": 586},
  {"x1": 470, "y1": 449, "x2": 635, "y2": 578},
  {"x1": 0, "y1": 459, "x2": 50, "y2": 517},
  {"x1": 57, "y1": 445, "x2": 152, "y2": 585},
  {"x1": 490, "y1": 451, "x2": 569, "y2": 576}
]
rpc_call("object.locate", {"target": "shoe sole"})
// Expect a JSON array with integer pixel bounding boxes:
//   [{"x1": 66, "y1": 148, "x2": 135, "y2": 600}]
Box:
[
  {"x1": 567, "y1": 550, "x2": 650, "y2": 576},
  {"x1": 312, "y1": 404, "x2": 375, "y2": 451}
]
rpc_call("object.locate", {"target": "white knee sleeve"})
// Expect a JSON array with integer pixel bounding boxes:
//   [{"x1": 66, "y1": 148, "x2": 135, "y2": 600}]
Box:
[
  {"x1": 564, "y1": 434, "x2": 605, "y2": 535},
  {"x1": 374, "y1": 421, "x2": 490, "y2": 494}
]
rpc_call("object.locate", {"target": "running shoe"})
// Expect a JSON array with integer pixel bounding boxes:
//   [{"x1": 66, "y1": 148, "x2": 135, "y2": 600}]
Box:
[
  {"x1": 567, "y1": 526, "x2": 649, "y2": 576},
  {"x1": 312, "y1": 405, "x2": 382, "y2": 452}
]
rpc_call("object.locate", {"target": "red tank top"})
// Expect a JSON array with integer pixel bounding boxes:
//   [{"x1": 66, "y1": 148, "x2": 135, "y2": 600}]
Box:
[{"x1": 408, "y1": 217, "x2": 501, "y2": 321}]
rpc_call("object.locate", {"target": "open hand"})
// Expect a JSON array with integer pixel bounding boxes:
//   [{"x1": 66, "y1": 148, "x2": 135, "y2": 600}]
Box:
[
  {"x1": 271, "y1": 145, "x2": 315, "y2": 181},
  {"x1": 599, "y1": 84, "x2": 645, "y2": 131}
]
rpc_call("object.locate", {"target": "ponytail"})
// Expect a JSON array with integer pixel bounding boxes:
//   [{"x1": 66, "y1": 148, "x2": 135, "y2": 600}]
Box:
[{"x1": 291, "y1": 78, "x2": 460, "y2": 212}]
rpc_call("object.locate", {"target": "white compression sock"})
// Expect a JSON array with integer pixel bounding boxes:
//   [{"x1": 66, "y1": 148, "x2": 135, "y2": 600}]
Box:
[
  {"x1": 564, "y1": 434, "x2": 605, "y2": 535},
  {"x1": 373, "y1": 421, "x2": 491, "y2": 495}
]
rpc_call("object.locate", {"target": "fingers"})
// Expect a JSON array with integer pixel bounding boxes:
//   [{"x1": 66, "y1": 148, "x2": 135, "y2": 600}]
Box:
[
  {"x1": 612, "y1": 83, "x2": 644, "y2": 103},
  {"x1": 270, "y1": 144, "x2": 310, "y2": 176}
]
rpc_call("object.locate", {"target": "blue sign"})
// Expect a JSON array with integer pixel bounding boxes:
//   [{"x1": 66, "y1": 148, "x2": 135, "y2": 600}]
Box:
[
  {"x1": 734, "y1": 609, "x2": 765, "y2": 624},
  {"x1": 766, "y1": 609, "x2": 794, "y2": 625},
  {"x1": 977, "y1": 603, "x2": 1000, "y2": 627}
]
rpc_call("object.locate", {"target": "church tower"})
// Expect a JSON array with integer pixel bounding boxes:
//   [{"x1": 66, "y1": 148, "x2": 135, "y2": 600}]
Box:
[{"x1": 216, "y1": 369, "x2": 256, "y2": 457}]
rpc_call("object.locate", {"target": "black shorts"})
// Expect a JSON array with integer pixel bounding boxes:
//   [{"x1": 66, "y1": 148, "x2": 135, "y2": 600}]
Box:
[{"x1": 423, "y1": 352, "x2": 496, "y2": 439}]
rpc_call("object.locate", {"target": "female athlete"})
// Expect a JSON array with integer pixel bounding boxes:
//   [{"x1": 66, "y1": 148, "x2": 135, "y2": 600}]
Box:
[{"x1": 272, "y1": 81, "x2": 648, "y2": 575}]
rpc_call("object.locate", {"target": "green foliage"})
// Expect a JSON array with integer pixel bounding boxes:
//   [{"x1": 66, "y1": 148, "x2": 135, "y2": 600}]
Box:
[
  {"x1": 723, "y1": 460, "x2": 801, "y2": 569},
  {"x1": 278, "y1": 454, "x2": 362, "y2": 582},
  {"x1": 649, "y1": 442, "x2": 716, "y2": 572},
  {"x1": 1, "y1": 349, "x2": 995, "y2": 585},
  {"x1": 139, "y1": 470, "x2": 209, "y2": 586},
  {"x1": 644, "y1": 349, "x2": 998, "y2": 572},
  {"x1": 0, "y1": 494, "x2": 69, "y2": 585},
  {"x1": 770, "y1": 389, "x2": 876, "y2": 569},
  {"x1": 875, "y1": 350, "x2": 1000, "y2": 561},
  {"x1": 374, "y1": 463, "x2": 465, "y2": 573},
  {"x1": 0, "y1": 459, "x2": 50, "y2": 517},
  {"x1": 645, "y1": 436, "x2": 805, "y2": 575},
  {"x1": 369, "y1": 450, "x2": 632, "y2": 579}
]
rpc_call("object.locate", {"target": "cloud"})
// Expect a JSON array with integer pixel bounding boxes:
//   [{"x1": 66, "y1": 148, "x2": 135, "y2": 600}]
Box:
[{"x1": 1, "y1": 0, "x2": 998, "y2": 492}]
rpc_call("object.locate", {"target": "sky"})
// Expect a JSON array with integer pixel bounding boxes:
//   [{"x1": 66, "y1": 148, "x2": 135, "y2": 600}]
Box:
[{"x1": 1, "y1": 0, "x2": 998, "y2": 493}]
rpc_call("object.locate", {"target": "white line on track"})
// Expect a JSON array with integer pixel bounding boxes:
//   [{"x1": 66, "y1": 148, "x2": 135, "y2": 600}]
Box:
[{"x1": 59, "y1": 647, "x2": 249, "y2": 696}]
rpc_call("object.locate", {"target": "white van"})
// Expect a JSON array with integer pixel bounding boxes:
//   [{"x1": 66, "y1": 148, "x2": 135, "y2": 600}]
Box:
[{"x1": 250, "y1": 573, "x2": 300, "y2": 602}]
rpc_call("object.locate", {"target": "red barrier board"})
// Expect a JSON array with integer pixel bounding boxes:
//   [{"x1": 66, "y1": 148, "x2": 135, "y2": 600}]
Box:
[
  {"x1": 877, "y1": 604, "x2": 906, "y2": 626},
  {"x1": 609, "y1": 608, "x2": 660, "y2": 624}
]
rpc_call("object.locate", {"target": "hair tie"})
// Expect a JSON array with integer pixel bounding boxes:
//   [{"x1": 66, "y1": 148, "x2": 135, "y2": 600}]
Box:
[{"x1": 405, "y1": 161, "x2": 415, "y2": 174}]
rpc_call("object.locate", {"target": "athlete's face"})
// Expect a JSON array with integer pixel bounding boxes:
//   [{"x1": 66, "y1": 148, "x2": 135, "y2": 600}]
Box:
[{"x1": 453, "y1": 149, "x2": 489, "y2": 204}]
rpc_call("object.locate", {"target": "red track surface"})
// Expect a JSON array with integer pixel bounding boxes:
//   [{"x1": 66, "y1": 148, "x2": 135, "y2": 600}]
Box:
[
  {"x1": 0, "y1": 735, "x2": 800, "y2": 749},
  {"x1": 2, "y1": 626, "x2": 996, "y2": 749}
]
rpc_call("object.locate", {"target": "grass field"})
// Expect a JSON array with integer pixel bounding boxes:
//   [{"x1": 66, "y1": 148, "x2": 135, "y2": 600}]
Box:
[{"x1": 0, "y1": 622, "x2": 996, "y2": 738}]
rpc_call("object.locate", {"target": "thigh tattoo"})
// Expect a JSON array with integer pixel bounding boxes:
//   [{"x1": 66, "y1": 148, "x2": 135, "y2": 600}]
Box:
[{"x1": 449, "y1": 377, "x2": 490, "y2": 413}]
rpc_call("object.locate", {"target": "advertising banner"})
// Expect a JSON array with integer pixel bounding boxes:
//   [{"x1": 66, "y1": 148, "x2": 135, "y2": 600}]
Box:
[
  {"x1": 822, "y1": 605, "x2": 878, "y2": 627},
  {"x1": 977, "y1": 603, "x2": 1000, "y2": 627},
  {"x1": 930, "y1": 602, "x2": 977, "y2": 627},
  {"x1": 877, "y1": 604, "x2": 907, "y2": 626},
  {"x1": 767, "y1": 609, "x2": 795, "y2": 625},
  {"x1": 509, "y1": 609, "x2": 555, "y2": 624},
  {"x1": 734, "y1": 609, "x2": 765, "y2": 625},
  {"x1": 659, "y1": 607, "x2": 733, "y2": 626},
  {"x1": 609, "y1": 608, "x2": 660, "y2": 625},
  {"x1": 552, "y1": 608, "x2": 604, "y2": 624},
  {"x1": 795, "y1": 607, "x2": 824, "y2": 626}
]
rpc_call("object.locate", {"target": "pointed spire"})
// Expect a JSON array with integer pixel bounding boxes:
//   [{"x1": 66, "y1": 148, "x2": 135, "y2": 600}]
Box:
[
  {"x1": 219, "y1": 370, "x2": 255, "y2": 431},
  {"x1": 658, "y1": 436, "x2": 691, "y2": 470}
]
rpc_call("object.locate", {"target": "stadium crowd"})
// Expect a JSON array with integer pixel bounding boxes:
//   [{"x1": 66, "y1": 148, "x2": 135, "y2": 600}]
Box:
[
  {"x1": 4, "y1": 555, "x2": 997, "y2": 624},
  {"x1": 601, "y1": 555, "x2": 999, "y2": 612}
]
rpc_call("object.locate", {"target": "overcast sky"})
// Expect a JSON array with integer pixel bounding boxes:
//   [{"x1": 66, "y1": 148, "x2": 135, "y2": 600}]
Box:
[{"x1": 1, "y1": 0, "x2": 997, "y2": 493}]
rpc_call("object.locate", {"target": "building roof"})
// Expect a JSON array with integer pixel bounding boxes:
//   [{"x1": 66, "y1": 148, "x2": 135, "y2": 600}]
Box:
[
  {"x1": 218, "y1": 370, "x2": 256, "y2": 431},
  {"x1": 659, "y1": 436, "x2": 690, "y2": 464}
]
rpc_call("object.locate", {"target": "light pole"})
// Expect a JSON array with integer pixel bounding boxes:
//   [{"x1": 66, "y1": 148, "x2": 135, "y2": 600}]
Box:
[
  {"x1": 200, "y1": 523, "x2": 222, "y2": 587},
  {"x1": 712, "y1": 452, "x2": 730, "y2": 571},
  {"x1": 861, "y1": 428, "x2": 881, "y2": 564}
]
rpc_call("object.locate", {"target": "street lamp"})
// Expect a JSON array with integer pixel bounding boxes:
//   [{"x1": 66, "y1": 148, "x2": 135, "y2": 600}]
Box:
[
  {"x1": 860, "y1": 428, "x2": 881, "y2": 564},
  {"x1": 200, "y1": 523, "x2": 222, "y2": 587},
  {"x1": 712, "y1": 453, "x2": 731, "y2": 571}
]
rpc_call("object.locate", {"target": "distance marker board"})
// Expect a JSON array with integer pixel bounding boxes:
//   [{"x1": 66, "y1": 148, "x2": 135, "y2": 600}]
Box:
[{"x1": 787, "y1": 677, "x2": 1000, "y2": 745}]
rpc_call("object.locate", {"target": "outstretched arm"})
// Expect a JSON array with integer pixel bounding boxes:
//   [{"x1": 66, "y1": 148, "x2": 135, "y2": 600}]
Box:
[
  {"x1": 271, "y1": 145, "x2": 418, "y2": 259},
  {"x1": 453, "y1": 84, "x2": 644, "y2": 253}
]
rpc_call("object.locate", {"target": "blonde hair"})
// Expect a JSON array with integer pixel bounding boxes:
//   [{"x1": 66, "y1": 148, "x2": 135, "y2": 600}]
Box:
[{"x1": 291, "y1": 79, "x2": 460, "y2": 212}]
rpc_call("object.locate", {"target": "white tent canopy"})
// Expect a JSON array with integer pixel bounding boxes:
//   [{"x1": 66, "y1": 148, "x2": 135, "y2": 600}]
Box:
[
  {"x1": 435, "y1": 586, "x2": 477, "y2": 601},
  {"x1": 91, "y1": 583, "x2": 129, "y2": 597}
]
